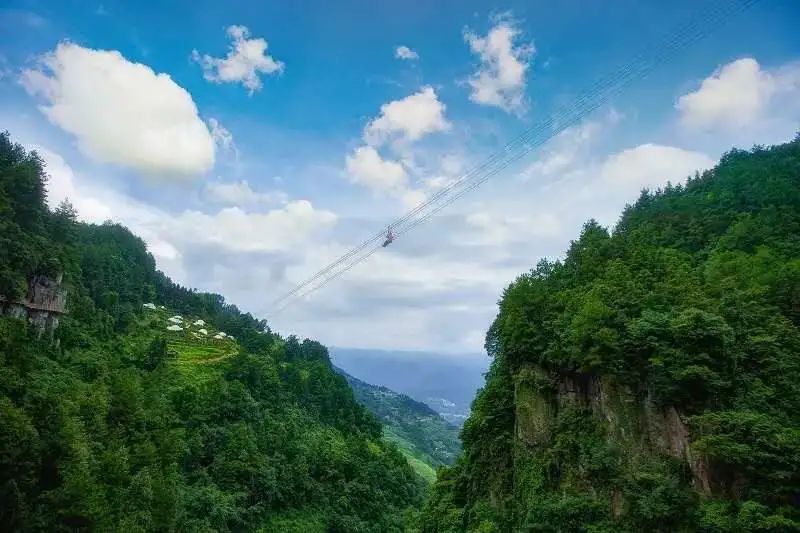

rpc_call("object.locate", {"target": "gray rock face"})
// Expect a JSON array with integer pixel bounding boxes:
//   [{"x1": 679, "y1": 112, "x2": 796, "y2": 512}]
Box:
[
  {"x1": 514, "y1": 363, "x2": 716, "y2": 497},
  {"x1": 26, "y1": 274, "x2": 67, "y2": 313},
  {"x1": 0, "y1": 274, "x2": 67, "y2": 338}
]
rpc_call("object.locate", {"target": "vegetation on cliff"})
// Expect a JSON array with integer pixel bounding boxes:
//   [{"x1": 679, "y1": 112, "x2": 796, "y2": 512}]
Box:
[
  {"x1": 0, "y1": 131, "x2": 424, "y2": 531},
  {"x1": 419, "y1": 137, "x2": 800, "y2": 532}
]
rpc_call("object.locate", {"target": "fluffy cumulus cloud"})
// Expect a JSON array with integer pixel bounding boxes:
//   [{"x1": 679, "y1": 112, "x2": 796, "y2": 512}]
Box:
[
  {"x1": 35, "y1": 144, "x2": 336, "y2": 289},
  {"x1": 345, "y1": 145, "x2": 408, "y2": 194},
  {"x1": 163, "y1": 201, "x2": 336, "y2": 254},
  {"x1": 464, "y1": 16, "x2": 533, "y2": 114},
  {"x1": 363, "y1": 86, "x2": 450, "y2": 146},
  {"x1": 204, "y1": 179, "x2": 287, "y2": 207},
  {"x1": 599, "y1": 144, "x2": 714, "y2": 196},
  {"x1": 346, "y1": 87, "x2": 452, "y2": 205},
  {"x1": 20, "y1": 42, "x2": 215, "y2": 177},
  {"x1": 517, "y1": 117, "x2": 715, "y2": 227},
  {"x1": 676, "y1": 57, "x2": 800, "y2": 143},
  {"x1": 193, "y1": 25, "x2": 284, "y2": 94},
  {"x1": 465, "y1": 211, "x2": 561, "y2": 245},
  {"x1": 395, "y1": 45, "x2": 419, "y2": 61},
  {"x1": 34, "y1": 145, "x2": 121, "y2": 223}
]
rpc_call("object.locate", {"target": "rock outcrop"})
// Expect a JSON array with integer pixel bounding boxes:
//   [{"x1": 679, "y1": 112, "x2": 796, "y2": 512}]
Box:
[
  {"x1": 0, "y1": 274, "x2": 67, "y2": 337},
  {"x1": 514, "y1": 364, "x2": 715, "y2": 497}
]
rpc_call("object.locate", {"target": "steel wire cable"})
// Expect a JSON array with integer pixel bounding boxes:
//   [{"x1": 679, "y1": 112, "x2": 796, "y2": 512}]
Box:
[{"x1": 271, "y1": 0, "x2": 757, "y2": 313}]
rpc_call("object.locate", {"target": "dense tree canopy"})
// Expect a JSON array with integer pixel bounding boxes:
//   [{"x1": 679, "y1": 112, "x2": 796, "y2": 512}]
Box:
[
  {"x1": 419, "y1": 138, "x2": 800, "y2": 532},
  {"x1": 0, "y1": 131, "x2": 424, "y2": 532}
]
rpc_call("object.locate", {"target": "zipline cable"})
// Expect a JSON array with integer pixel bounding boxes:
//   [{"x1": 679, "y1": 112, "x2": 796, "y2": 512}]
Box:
[
  {"x1": 272, "y1": 0, "x2": 757, "y2": 312},
  {"x1": 275, "y1": 0, "x2": 755, "y2": 311},
  {"x1": 271, "y1": 6, "x2": 699, "y2": 306},
  {"x1": 271, "y1": 0, "x2": 738, "y2": 306}
]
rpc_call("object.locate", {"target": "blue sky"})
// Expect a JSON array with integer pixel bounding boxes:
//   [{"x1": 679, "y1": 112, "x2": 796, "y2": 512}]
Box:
[{"x1": 1, "y1": 0, "x2": 799, "y2": 353}]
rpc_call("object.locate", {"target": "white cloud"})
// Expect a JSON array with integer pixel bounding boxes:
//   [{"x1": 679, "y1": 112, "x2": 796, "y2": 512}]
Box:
[
  {"x1": 33, "y1": 146, "x2": 334, "y2": 282},
  {"x1": 677, "y1": 58, "x2": 774, "y2": 130},
  {"x1": 363, "y1": 86, "x2": 450, "y2": 146},
  {"x1": 439, "y1": 153, "x2": 464, "y2": 176},
  {"x1": 278, "y1": 136, "x2": 716, "y2": 352},
  {"x1": 204, "y1": 179, "x2": 287, "y2": 207},
  {"x1": 395, "y1": 45, "x2": 419, "y2": 61},
  {"x1": 515, "y1": 116, "x2": 715, "y2": 227},
  {"x1": 465, "y1": 211, "x2": 561, "y2": 244},
  {"x1": 192, "y1": 25, "x2": 284, "y2": 94},
  {"x1": 676, "y1": 58, "x2": 800, "y2": 139},
  {"x1": 400, "y1": 188, "x2": 427, "y2": 209},
  {"x1": 33, "y1": 145, "x2": 76, "y2": 209},
  {"x1": 20, "y1": 42, "x2": 214, "y2": 177},
  {"x1": 464, "y1": 16, "x2": 533, "y2": 114},
  {"x1": 207, "y1": 117, "x2": 235, "y2": 152},
  {"x1": 599, "y1": 144, "x2": 714, "y2": 195},
  {"x1": 347, "y1": 87, "x2": 451, "y2": 204},
  {"x1": 419, "y1": 153, "x2": 466, "y2": 192},
  {"x1": 520, "y1": 109, "x2": 621, "y2": 183},
  {"x1": 34, "y1": 146, "x2": 127, "y2": 224},
  {"x1": 345, "y1": 145, "x2": 408, "y2": 194},
  {"x1": 163, "y1": 201, "x2": 336, "y2": 254}
]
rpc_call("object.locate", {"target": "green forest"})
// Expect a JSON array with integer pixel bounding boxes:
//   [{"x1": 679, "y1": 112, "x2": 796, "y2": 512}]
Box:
[
  {"x1": 338, "y1": 368, "x2": 461, "y2": 483},
  {"x1": 420, "y1": 136, "x2": 800, "y2": 532},
  {"x1": 0, "y1": 131, "x2": 425, "y2": 532}
]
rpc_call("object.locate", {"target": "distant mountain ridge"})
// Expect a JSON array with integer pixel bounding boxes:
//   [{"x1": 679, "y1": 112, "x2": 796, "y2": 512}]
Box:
[
  {"x1": 336, "y1": 367, "x2": 461, "y2": 483},
  {"x1": 331, "y1": 347, "x2": 489, "y2": 427}
]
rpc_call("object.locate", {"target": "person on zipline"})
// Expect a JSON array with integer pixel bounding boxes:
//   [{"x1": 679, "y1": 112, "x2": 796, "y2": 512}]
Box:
[{"x1": 382, "y1": 226, "x2": 394, "y2": 247}]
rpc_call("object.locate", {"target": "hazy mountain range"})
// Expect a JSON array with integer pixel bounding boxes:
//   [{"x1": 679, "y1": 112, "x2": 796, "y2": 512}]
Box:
[
  {"x1": 330, "y1": 347, "x2": 489, "y2": 427},
  {"x1": 336, "y1": 368, "x2": 461, "y2": 483}
]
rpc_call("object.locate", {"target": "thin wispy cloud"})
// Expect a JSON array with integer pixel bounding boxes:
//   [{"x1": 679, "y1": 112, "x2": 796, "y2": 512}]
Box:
[{"x1": 395, "y1": 45, "x2": 419, "y2": 60}]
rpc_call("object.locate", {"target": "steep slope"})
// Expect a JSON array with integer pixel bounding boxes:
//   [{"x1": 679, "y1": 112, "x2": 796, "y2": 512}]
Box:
[
  {"x1": 337, "y1": 368, "x2": 461, "y2": 483},
  {"x1": 0, "y1": 132, "x2": 424, "y2": 532},
  {"x1": 420, "y1": 138, "x2": 800, "y2": 532}
]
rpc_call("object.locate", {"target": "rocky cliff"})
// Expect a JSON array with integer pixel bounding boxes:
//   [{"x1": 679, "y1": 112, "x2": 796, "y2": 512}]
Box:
[
  {"x1": 514, "y1": 366, "x2": 714, "y2": 501},
  {"x1": 0, "y1": 274, "x2": 66, "y2": 336}
]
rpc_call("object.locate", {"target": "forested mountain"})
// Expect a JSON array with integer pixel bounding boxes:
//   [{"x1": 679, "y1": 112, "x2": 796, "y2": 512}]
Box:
[
  {"x1": 331, "y1": 348, "x2": 488, "y2": 427},
  {"x1": 419, "y1": 137, "x2": 800, "y2": 532},
  {"x1": 337, "y1": 368, "x2": 461, "y2": 483},
  {"x1": 0, "y1": 131, "x2": 424, "y2": 531}
]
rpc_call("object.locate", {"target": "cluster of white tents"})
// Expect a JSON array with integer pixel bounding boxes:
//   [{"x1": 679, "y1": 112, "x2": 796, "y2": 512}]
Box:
[{"x1": 142, "y1": 303, "x2": 234, "y2": 341}]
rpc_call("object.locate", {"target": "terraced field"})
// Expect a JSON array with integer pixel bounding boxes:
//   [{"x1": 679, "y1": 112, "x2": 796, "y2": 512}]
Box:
[{"x1": 139, "y1": 306, "x2": 239, "y2": 380}]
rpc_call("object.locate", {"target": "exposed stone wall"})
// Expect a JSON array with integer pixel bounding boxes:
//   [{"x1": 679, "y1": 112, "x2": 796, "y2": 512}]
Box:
[
  {"x1": 27, "y1": 274, "x2": 67, "y2": 312},
  {"x1": 514, "y1": 363, "x2": 715, "y2": 497},
  {"x1": 0, "y1": 274, "x2": 66, "y2": 338}
]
